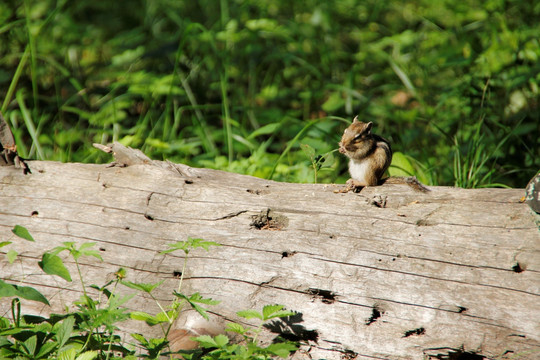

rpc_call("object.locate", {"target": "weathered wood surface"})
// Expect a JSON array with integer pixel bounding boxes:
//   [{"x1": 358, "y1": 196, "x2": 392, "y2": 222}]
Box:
[{"x1": 1, "y1": 157, "x2": 539, "y2": 360}]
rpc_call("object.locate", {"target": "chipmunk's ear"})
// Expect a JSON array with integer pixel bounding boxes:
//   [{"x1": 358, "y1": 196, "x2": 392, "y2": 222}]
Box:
[
  {"x1": 352, "y1": 115, "x2": 359, "y2": 123},
  {"x1": 365, "y1": 121, "x2": 373, "y2": 132}
]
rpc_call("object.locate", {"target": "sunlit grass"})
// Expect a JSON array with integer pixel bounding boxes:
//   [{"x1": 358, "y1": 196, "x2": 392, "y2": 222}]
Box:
[{"x1": 0, "y1": 0, "x2": 538, "y2": 187}]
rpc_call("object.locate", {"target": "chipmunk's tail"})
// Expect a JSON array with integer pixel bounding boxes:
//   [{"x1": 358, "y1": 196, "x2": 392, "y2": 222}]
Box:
[{"x1": 380, "y1": 176, "x2": 430, "y2": 193}]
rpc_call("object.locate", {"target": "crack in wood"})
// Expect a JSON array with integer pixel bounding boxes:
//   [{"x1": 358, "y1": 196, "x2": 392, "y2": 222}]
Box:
[
  {"x1": 310, "y1": 256, "x2": 540, "y2": 297},
  {"x1": 165, "y1": 161, "x2": 193, "y2": 178},
  {"x1": 423, "y1": 347, "x2": 487, "y2": 360},
  {"x1": 362, "y1": 296, "x2": 528, "y2": 331},
  {"x1": 415, "y1": 206, "x2": 441, "y2": 227},
  {"x1": 213, "y1": 210, "x2": 248, "y2": 221},
  {"x1": 316, "y1": 341, "x2": 384, "y2": 360},
  {"x1": 146, "y1": 192, "x2": 154, "y2": 206},
  {"x1": 291, "y1": 207, "x2": 537, "y2": 230},
  {"x1": 218, "y1": 243, "x2": 321, "y2": 258},
  {"x1": 290, "y1": 228, "x2": 538, "y2": 273}
]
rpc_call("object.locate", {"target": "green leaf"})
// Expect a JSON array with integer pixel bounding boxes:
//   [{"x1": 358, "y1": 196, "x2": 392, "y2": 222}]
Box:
[
  {"x1": 54, "y1": 242, "x2": 103, "y2": 261},
  {"x1": 188, "y1": 293, "x2": 221, "y2": 306},
  {"x1": 193, "y1": 335, "x2": 218, "y2": 348},
  {"x1": 39, "y1": 253, "x2": 72, "y2": 282},
  {"x1": 161, "y1": 238, "x2": 220, "y2": 255},
  {"x1": 121, "y1": 280, "x2": 164, "y2": 294},
  {"x1": 76, "y1": 243, "x2": 103, "y2": 261},
  {"x1": 23, "y1": 335, "x2": 37, "y2": 355},
  {"x1": 130, "y1": 311, "x2": 163, "y2": 325},
  {"x1": 266, "y1": 342, "x2": 298, "y2": 358},
  {"x1": 76, "y1": 350, "x2": 98, "y2": 360},
  {"x1": 0, "y1": 280, "x2": 49, "y2": 305},
  {"x1": 11, "y1": 225, "x2": 34, "y2": 241},
  {"x1": 388, "y1": 152, "x2": 430, "y2": 184},
  {"x1": 16, "y1": 286, "x2": 50, "y2": 305},
  {"x1": 0, "y1": 316, "x2": 10, "y2": 329},
  {"x1": 36, "y1": 341, "x2": 58, "y2": 358},
  {"x1": 189, "y1": 238, "x2": 221, "y2": 251},
  {"x1": 262, "y1": 304, "x2": 284, "y2": 319},
  {"x1": 160, "y1": 241, "x2": 191, "y2": 254},
  {"x1": 248, "y1": 123, "x2": 281, "y2": 139},
  {"x1": 155, "y1": 310, "x2": 174, "y2": 323},
  {"x1": 50, "y1": 242, "x2": 72, "y2": 256},
  {"x1": 174, "y1": 292, "x2": 220, "y2": 320},
  {"x1": 389, "y1": 151, "x2": 415, "y2": 177},
  {"x1": 56, "y1": 316, "x2": 75, "y2": 348},
  {"x1": 0, "y1": 280, "x2": 18, "y2": 297},
  {"x1": 262, "y1": 304, "x2": 295, "y2": 320},
  {"x1": 131, "y1": 333, "x2": 147, "y2": 345},
  {"x1": 0, "y1": 241, "x2": 12, "y2": 248},
  {"x1": 213, "y1": 334, "x2": 229, "y2": 347},
  {"x1": 0, "y1": 326, "x2": 33, "y2": 336},
  {"x1": 236, "y1": 309, "x2": 263, "y2": 320},
  {"x1": 58, "y1": 348, "x2": 77, "y2": 360},
  {"x1": 225, "y1": 322, "x2": 246, "y2": 335},
  {"x1": 6, "y1": 249, "x2": 18, "y2": 263},
  {"x1": 300, "y1": 143, "x2": 315, "y2": 159}
]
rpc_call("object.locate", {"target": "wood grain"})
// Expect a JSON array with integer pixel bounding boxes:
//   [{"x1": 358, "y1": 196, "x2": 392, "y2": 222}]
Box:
[{"x1": 1, "y1": 157, "x2": 539, "y2": 360}]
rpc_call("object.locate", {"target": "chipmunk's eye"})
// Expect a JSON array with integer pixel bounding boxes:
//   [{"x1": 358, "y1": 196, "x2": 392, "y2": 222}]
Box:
[{"x1": 354, "y1": 133, "x2": 363, "y2": 141}]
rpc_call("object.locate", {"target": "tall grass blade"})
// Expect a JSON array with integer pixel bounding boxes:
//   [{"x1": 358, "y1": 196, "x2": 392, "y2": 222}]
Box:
[
  {"x1": 269, "y1": 119, "x2": 317, "y2": 180},
  {"x1": 2, "y1": 47, "x2": 30, "y2": 114},
  {"x1": 16, "y1": 90, "x2": 44, "y2": 159},
  {"x1": 389, "y1": 58, "x2": 417, "y2": 97},
  {"x1": 220, "y1": 73, "x2": 233, "y2": 164}
]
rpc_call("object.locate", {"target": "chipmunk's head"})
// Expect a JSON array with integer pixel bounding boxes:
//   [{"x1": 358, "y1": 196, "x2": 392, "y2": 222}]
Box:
[{"x1": 339, "y1": 116, "x2": 374, "y2": 156}]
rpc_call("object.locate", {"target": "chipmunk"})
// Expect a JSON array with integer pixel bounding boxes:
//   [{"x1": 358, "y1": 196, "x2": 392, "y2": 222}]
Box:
[
  {"x1": 338, "y1": 116, "x2": 429, "y2": 192},
  {"x1": 168, "y1": 310, "x2": 227, "y2": 354}
]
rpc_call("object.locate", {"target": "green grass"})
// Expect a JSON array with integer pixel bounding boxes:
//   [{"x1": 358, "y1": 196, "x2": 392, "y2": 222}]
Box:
[{"x1": 0, "y1": 0, "x2": 538, "y2": 187}]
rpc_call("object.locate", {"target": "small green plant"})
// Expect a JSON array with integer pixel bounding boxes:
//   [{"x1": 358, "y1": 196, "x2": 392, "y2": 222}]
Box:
[
  {"x1": 126, "y1": 237, "x2": 222, "y2": 355},
  {"x1": 1, "y1": 227, "x2": 119, "y2": 360},
  {"x1": 300, "y1": 143, "x2": 338, "y2": 183},
  {"x1": 180, "y1": 305, "x2": 297, "y2": 360},
  {"x1": 1, "y1": 227, "x2": 299, "y2": 359}
]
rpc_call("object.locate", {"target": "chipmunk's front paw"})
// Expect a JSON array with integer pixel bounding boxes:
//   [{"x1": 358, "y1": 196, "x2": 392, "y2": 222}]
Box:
[
  {"x1": 334, "y1": 179, "x2": 366, "y2": 193},
  {"x1": 345, "y1": 178, "x2": 365, "y2": 193}
]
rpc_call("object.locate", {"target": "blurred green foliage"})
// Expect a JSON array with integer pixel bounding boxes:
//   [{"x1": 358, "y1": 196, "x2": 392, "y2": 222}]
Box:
[{"x1": 1, "y1": 0, "x2": 538, "y2": 187}]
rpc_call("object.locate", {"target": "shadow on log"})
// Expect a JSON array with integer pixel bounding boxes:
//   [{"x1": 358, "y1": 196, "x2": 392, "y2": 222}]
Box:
[{"x1": 1, "y1": 143, "x2": 539, "y2": 359}]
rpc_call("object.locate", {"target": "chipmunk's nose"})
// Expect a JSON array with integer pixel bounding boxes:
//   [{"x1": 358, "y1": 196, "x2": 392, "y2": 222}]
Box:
[{"x1": 338, "y1": 143, "x2": 346, "y2": 154}]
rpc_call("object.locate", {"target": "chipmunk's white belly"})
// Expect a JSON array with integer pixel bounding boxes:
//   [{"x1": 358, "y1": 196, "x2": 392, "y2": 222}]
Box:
[{"x1": 349, "y1": 158, "x2": 371, "y2": 184}]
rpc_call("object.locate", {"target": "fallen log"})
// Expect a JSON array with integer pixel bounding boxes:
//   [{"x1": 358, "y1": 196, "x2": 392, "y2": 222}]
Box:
[{"x1": 1, "y1": 146, "x2": 539, "y2": 360}]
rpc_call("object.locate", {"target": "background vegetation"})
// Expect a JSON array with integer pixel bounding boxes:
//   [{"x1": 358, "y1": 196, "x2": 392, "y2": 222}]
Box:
[{"x1": 1, "y1": 0, "x2": 538, "y2": 187}]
